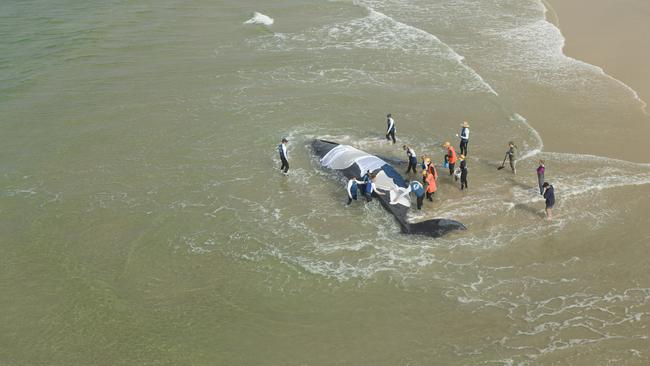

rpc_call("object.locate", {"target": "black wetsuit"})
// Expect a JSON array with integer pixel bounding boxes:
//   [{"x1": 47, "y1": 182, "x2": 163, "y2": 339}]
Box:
[
  {"x1": 460, "y1": 160, "x2": 468, "y2": 190},
  {"x1": 278, "y1": 143, "x2": 289, "y2": 173},
  {"x1": 386, "y1": 117, "x2": 396, "y2": 144}
]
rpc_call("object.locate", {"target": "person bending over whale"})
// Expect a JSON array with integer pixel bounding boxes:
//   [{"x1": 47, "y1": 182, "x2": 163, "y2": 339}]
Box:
[
  {"x1": 346, "y1": 177, "x2": 365, "y2": 205},
  {"x1": 363, "y1": 173, "x2": 385, "y2": 202}
]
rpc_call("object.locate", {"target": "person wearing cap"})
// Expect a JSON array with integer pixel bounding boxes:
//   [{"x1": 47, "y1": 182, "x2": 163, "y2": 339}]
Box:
[
  {"x1": 459, "y1": 121, "x2": 470, "y2": 156},
  {"x1": 391, "y1": 180, "x2": 425, "y2": 210},
  {"x1": 442, "y1": 142, "x2": 457, "y2": 176},
  {"x1": 385, "y1": 113, "x2": 396, "y2": 144},
  {"x1": 403, "y1": 145, "x2": 417, "y2": 174},
  {"x1": 536, "y1": 160, "x2": 545, "y2": 195},
  {"x1": 278, "y1": 138, "x2": 289, "y2": 174},
  {"x1": 459, "y1": 154, "x2": 468, "y2": 190},
  {"x1": 421, "y1": 157, "x2": 438, "y2": 184},
  {"x1": 542, "y1": 182, "x2": 555, "y2": 220},
  {"x1": 346, "y1": 177, "x2": 366, "y2": 205},
  {"x1": 423, "y1": 170, "x2": 437, "y2": 201}
]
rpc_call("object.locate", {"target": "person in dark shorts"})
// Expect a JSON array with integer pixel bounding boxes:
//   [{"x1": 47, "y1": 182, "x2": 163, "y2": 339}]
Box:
[{"x1": 543, "y1": 182, "x2": 555, "y2": 220}]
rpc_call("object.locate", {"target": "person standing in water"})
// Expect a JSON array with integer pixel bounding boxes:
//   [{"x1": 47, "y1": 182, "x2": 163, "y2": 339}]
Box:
[
  {"x1": 542, "y1": 182, "x2": 555, "y2": 220},
  {"x1": 385, "y1": 113, "x2": 396, "y2": 144},
  {"x1": 536, "y1": 160, "x2": 545, "y2": 195},
  {"x1": 499, "y1": 141, "x2": 517, "y2": 174},
  {"x1": 459, "y1": 154, "x2": 468, "y2": 190},
  {"x1": 507, "y1": 141, "x2": 517, "y2": 174},
  {"x1": 403, "y1": 145, "x2": 417, "y2": 174},
  {"x1": 423, "y1": 170, "x2": 437, "y2": 202},
  {"x1": 346, "y1": 177, "x2": 365, "y2": 205},
  {"x1": 459, "y1": 121, "x2": 470, "y2": 156},
  {"x1": 278, "y1": 138, "x2": 289, "y2": 174},
  {"x1": 442, "y1": 142, "x2": 458, "y2": 176}
]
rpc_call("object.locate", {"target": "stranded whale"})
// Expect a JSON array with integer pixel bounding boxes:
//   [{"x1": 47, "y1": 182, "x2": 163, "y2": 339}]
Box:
[{"x1": 311, "y1": 139, "x2": 466, "y2": 238}]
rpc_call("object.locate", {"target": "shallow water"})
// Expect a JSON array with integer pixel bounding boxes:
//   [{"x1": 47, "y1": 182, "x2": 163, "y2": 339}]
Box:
[{"x1": 2, "y1": 0, "x2": 650, "y2": 364}]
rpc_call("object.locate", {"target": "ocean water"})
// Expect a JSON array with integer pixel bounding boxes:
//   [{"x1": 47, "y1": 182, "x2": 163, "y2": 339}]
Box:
[{"x1": 2, "y1": 0, "x2": 650, "y2": 364}]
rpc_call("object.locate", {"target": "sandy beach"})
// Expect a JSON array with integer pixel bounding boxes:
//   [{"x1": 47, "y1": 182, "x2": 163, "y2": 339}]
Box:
[{"x1": 545, "y1": 0, "x2": 650, "y2": 107}]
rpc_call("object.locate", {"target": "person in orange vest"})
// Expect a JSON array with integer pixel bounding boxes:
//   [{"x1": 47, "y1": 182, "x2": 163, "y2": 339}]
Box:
[
  {"x1": 442, "y1": 141, "x2": 457, "y2": 176},
  {"x1": 421, "y1": 157, "x2": 438, "y2": 183},
  {"x1": 423, "y1": 170, "x2": 437, "y2": 202}
]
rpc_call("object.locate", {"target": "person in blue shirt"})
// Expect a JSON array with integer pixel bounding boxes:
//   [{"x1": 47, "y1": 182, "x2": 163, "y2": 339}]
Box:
[
  {"x1": 278, "y1": 138, "x2": 289, "y2": 174},
  {"x1": 543, "y1": 182, "x2": 555, "y2": 220},
  {"x1": 391, "y1": 180, "x2": 425, "y2": 210}
]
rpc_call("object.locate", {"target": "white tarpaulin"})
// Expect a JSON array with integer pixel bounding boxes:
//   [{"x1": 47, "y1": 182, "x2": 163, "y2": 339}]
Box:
[{"x1": 320, "y1": 145, "x2": 386, "y2": 173}]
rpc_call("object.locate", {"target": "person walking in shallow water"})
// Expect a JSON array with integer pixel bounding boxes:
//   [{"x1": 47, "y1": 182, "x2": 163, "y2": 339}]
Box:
[
  {"x1": 499, "y1": 141, "x2": 517, "y2": 174},
  {"x1": 543, "y1": 182, "x2": 555, "y2": 220},
  {"x1": 458, "y1": 121, "x2": 470, "y2": 156},
  {"x1": 385, "y1": 113, "x2": 396, "y2": 144},
  {"x1": 536, "y1": 160, "x2": 545, "y2": 195},
  {"x1": 278, "y1": 138, "x2": 289, "y2": 174},
  {"x1": 403, "y1": 145, "x2": 417, "y2": 174},
  {"x1": 459, "y1": 154, "x2": 468, "y2": 190}
]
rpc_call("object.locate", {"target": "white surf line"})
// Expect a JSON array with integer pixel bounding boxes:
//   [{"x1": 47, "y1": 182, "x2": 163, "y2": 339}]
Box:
[
  {"x1": 511, "y1": 112, "x2": 544, "y2": 161},
  {"x1": 356, "y1": 3, "x2": 499, "y2": 96},
  {"x1": 539, "y1": 0, "x2": 648, "y2": 115}
]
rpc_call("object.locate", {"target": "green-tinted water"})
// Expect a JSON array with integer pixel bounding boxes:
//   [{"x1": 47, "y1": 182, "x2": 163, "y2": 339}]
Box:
[{"x1": 2, "y1": 0, "x2": 650, "y2": 364}]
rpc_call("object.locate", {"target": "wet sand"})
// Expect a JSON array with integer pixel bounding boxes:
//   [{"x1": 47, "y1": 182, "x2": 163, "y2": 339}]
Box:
[{"x1": 544, "y1": 0, "x2": 650, "y2": 107}]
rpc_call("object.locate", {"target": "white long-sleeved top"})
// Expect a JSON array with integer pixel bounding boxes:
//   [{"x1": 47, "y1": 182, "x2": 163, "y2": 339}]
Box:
[
  {"x1": 346, "y1": 179, "x2": 365, "y2": 198},
  {"x1": 460, "y1": 127, "x2": 469, "y2": 140},
  {"x1": 406, "y1": 147, "x2": 416, "y2": 160},
  {"x1": 278, "y1": 143, "x2": 288, "y2": 159},
  {"x1": 386, "y1": 117, "x2": 395, "y2": 133}
]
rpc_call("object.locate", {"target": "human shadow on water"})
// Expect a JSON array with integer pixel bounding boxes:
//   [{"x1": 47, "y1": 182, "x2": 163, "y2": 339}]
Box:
[
  {"x1": 505, "y1": 177, "x2": 536, "y2": 191},
  {"x1": 514, "y1": 203, "x2": 545, "y2": 219}
]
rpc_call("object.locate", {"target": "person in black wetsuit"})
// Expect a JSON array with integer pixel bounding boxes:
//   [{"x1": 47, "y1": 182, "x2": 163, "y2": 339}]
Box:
[
  {"x1": 403, "y1": 145, "x2": 417, "y2": 174},
  {"x1": 278, "y1": 138, "x2": 289, "y2": 174},
  {"x1": 459, "y1": 154, "x2": 468, "y2": 190},
  {"x1": 459, "y1": 121, "x2": 470, "y2": 156},
  {"x1": 385, "y1": 113, "x2": 396, "y2": 144}
]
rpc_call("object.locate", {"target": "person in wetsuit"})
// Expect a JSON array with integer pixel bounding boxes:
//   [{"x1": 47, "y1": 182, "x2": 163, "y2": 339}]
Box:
[
  {"x1": 278, "y1": 138, "x2": 289, "y2": 174},
  {"x1": 459, "y1": 121, "x2": 470, "y2": 156},
  {"x1": 459, "y1": 154, "x2": 468, "y2": 190},
  {"x1": 385, "y1": 113, "x2": 396, "y2": 144}
]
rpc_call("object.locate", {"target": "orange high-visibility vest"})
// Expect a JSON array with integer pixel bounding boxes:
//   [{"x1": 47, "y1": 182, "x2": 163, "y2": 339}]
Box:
[
  {"x1": 425, "y1": 173, "x2": 437, "y2": 193},
  {"x1": 447, "y1": 146, "x2": 457, "y2": 164}
]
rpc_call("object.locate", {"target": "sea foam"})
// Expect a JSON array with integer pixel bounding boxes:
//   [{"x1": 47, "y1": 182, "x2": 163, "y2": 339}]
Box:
[{"x1": 244, "y1": 12, "x2": 274, "y2": 26}]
